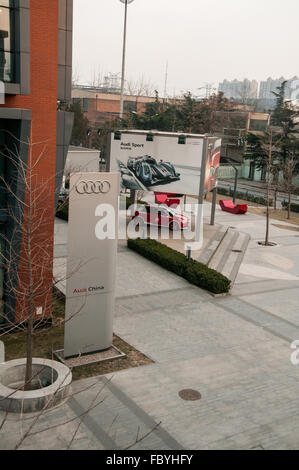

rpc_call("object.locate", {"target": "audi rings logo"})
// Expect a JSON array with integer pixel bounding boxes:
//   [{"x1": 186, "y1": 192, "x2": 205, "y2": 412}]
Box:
[{"x1": 75, "y1": 180, "x2": 111, "y2": 195}]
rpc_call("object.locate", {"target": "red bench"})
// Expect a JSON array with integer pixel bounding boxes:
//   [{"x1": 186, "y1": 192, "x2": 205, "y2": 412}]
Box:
[
  {"x1": 155, "y1": 193, "x2": 180, "y2": 208},
  {"x1": 219, "y1": 199, "x2": 248, "y2": 215}
]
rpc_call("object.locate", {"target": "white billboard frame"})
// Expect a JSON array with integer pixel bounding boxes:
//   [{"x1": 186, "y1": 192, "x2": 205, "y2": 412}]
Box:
[{"x1": 107, "y1": 130, "x2": 221, "y2": 246}]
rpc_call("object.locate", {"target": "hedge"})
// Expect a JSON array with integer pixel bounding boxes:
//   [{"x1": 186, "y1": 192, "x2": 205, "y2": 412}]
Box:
[
  {"x1": 56, "y1": 197, "x2": 147, "y2": 221},
  {"x1": 56, "y1": 203, "x2": 69, "y2": 221},
  {"x1": 127, "y1": 238, "x2": 231, "y2": 294},
  {"x1": 126, "y1": 197, "x2": 147, "y2": 210},
  {"x1": 281, "y1": 201, "x2": 299, "y2": 213},
  {"x1": 217, "y1": 187, "x2": 273, "y2": 206}
]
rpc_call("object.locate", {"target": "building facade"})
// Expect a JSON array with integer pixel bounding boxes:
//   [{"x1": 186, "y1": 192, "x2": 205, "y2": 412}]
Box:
[
  {"x1": 71, "y1": 86, "x2": 180, "y2": 127},
  {"x1": 259, "y1": 76, "x2": 299, "y2": 101},
  {"x1": 0, "y1": 0, "x2": 73, "y2": 324},
  {"x1": 218, "y1": 79, "x2": 258, "y2": 102}
]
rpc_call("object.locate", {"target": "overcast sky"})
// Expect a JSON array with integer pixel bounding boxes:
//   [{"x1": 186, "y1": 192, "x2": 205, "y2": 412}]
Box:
[{"x1": 73, "y1": 0, "x2": 299, "y2": 96}]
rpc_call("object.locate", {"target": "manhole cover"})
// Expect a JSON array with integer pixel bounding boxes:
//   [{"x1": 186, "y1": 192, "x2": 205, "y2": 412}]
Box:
[
  {"x1": 178, "y1": 389, "x2": 201, "y2": 401},
  {"x1": 232, "y1": 249, "x2": 242, "y2": 253}
]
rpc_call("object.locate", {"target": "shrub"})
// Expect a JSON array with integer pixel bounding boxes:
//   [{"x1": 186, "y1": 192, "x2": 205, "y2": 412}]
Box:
[
  {"x1": 127, "y1": 238, "x2": 231, "y2": 294},
  {"x1": 125, "y1": 197, "x2": 147, "y2": 210},
  {"x1": 56, "y1": 203, "x2": 69, "y2": 221},
  {"x1": 217, "y1": 187, "x2": 273, "y2": 206},
  {"x1": 281, "y1": 201, "x2": 299, "y2": 213}
]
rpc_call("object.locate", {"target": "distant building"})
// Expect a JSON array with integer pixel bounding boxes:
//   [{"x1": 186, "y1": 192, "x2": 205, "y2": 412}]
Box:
[
  {"x1": 287, "y1": 77, "x2": 299, "y2": 100},
  {"x1": 72, "y1": 87, "x2": 158, "y2": 124},
  {"x1": 259, "y1": 77, "x2": 284, "y2": 100},
  {"x1": 259, "y1": 76, "x2": 299, "y2": 101},
  {"x1": 71, "y1": 86, "x2": 181, "y2": 128},
  {"x1": 218, "y1": 79, "x2": 258, "y2": 102},
  {"x1": 62, "y1": 146, "x2": 101, "y2": 190}
]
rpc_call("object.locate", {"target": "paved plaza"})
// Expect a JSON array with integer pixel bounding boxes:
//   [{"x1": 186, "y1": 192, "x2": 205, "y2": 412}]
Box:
[{"x1": 1, "y1": 202, "x2": 299, "y2": 449}]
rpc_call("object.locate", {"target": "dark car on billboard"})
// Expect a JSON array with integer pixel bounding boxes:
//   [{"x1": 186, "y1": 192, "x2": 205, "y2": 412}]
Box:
[{"x1": 127, "y1": 156, "x2": 180, "y2": 186}]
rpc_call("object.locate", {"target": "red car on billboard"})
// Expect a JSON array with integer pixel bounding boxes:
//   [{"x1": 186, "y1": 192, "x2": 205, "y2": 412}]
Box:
[{"x1": 132, "y1": 205, "x2": 189, "y2": 231}]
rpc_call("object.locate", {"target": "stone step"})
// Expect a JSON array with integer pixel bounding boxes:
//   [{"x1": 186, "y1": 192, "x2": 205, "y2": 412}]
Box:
[
  {"x1": 208, "y1": 227, "x2": 251, "y2": 287},
  {"x1": 197, "y1": 225, "x2": 228, "y2": 265}
]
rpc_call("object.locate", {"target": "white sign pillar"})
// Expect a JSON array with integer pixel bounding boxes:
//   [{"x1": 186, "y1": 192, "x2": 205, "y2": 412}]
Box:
[
  {"x1": 64, "y1": 172, "x2": 120, "y2": 358},
  {"x1": 194, "y1": 136, "x2": 209, "y2": 248},
  {"x1": 0, "y1": 340, "x2": 4, "y2": 363}
]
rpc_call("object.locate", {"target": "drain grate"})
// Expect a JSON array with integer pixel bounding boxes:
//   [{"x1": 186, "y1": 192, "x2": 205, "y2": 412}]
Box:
[
  {"x1": 179, "y1": 389, "x2": 201, "y2": 401},
  {"x1": 232, "y1": 249, "x2": 243, "y2": 253}
]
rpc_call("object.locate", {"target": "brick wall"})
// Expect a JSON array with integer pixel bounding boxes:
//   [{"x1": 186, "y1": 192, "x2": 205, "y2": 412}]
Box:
[{"x1": 1, "y1": 1, "x2": 59, "y2": 322}]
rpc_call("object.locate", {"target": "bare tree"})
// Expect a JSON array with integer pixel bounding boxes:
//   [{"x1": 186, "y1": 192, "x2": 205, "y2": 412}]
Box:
[
  {"x1": 72, "y1": 67, "x2": 81, "y2": 88},
  {"x1": 0, "y1": 140, "x2": 160, "y2": 449},
  {"x1": 279, "y1": 151, "x2": 298, "y2": 219},
  {"x1": 0, "y1": 138, "x2": 82, "y2": 389},
  {"x1": 125, "y1": 76, "x2": 156, "y2": 97},
  {"x1": 88, "y1": 68, "x2": 104, "y2": 89},
  {"x1": 245, "y1": 128, "x2": 282, "y2": 245}
]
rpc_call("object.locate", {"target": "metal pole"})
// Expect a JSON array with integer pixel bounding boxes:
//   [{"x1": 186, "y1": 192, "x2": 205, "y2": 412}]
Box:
[
  {"x1": 195, "y1": 136, "x2": 209, "y2": 246},
  {"x1": 232, "y1": 165, "x2": 238, "y2": 204},
  {"x1": 210, "y1": 186, "x2": 217, "y2": 225},
  {"x1": 120, "y1": 0, "x2": 128, "y2": 120}
]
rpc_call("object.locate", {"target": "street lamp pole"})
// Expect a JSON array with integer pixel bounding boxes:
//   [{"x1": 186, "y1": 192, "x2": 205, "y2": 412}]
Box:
[{"x1": 119, "y1": 0, "x2": 135, "y2": 120}]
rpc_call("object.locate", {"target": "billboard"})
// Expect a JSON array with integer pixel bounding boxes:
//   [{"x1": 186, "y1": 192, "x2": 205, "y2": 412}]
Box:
[
  {"x1": 64, "y1": 172, "x2": 120, "y2": 358},
  {"x1": 204, "y1": 137, "x2": 222, "y2": 193},
  {"x1": 109, "y1": 131, "x2": 221, "y2": 197}
]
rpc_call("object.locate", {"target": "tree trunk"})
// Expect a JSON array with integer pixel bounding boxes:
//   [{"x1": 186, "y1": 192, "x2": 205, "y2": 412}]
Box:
[
  {"x1": 265, "y1": 182, "x2": 270, "y2": 245},
  {"x1": 287, "y1": 191, "x2": 291, "y2": 219},
  {"x1": 24, "y1": 154, "x2": 34, "y2": 391},
  {"x1": 265, "y1": 132, "x2": 272, "y2": 246},
  {"x1": 24, "y1": 313, "x2": 33, "y2": 391}
]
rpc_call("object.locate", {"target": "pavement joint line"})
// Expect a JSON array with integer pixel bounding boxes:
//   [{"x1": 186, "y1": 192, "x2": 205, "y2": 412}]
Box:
[
  {"x1": 99, "y1": 377, "x2": 185, "y2": 450},
  {"x1": 234, "y1": 278, "x2": 297, "y2": 287},
  {"x1": 213, "y1": 299, "x2": 299, "y2": 344},
  {"x1": 234, "y1": 283, "x2": 299, "y2": 298},
  {"x1": 250, "y1": 235, "x2": 299, "y2": 241},
  {"x1": 67, "y1": 397, "x2": 119, "y2": 450},
  {"x1": 116, "y1": 286, "x2": 200, "y2": 301},
  {"x1": 117, "y1": 282, "x2": 299, "y2": 317},
  {"x1": 231, "y1": 296, "x2": 299, "y2": 330}
]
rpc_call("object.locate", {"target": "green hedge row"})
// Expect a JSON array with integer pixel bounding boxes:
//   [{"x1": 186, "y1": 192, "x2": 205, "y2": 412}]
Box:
[
  {"x1": 56, "y1": 197, "x2": 147, "y2": 220},
  {"x1": 281, "y1": 201, "x2": 299, "y2": 213},
  {"x1": 125, "y1": 197, "x2": 147, "y2": 210},
  {"x1": 127, "y1": 238, "x2": 231, "y2": 294},
  {"x1": 217, "y1": 187, "x2": 273, "y2": 206},
  {"x1": 56, "y1": 203, "x2": 69, "y2": 221}
]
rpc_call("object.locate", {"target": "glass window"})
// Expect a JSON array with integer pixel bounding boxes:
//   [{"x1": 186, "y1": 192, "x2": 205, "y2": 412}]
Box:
[
  {"x1": 124, "y1": 101, "x2": 137, "y2": 113},
  {"x1": 0, "y1": 131, "x2": 6, "y2": 209},
  {"x1": 249, "y1": 119, "x2": 268, "y2": 132},
  {"x1": 83, "y1": 98, "x2": 88, "y2": 111},
  {"x1": 0, "y1": 0, "x2": 16, "y2": 82},
  {"x1": 0, "y1": 224, "x2": 4, "y2": 320}
]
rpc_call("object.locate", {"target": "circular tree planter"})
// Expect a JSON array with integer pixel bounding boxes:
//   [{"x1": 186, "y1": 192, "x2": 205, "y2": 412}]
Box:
[
  {"x1": 0, "y1": 358, "x2": 72, "y2": 413},
  {"x1": 257, "y1": 241, "x2": 277, "y2": 247}
]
